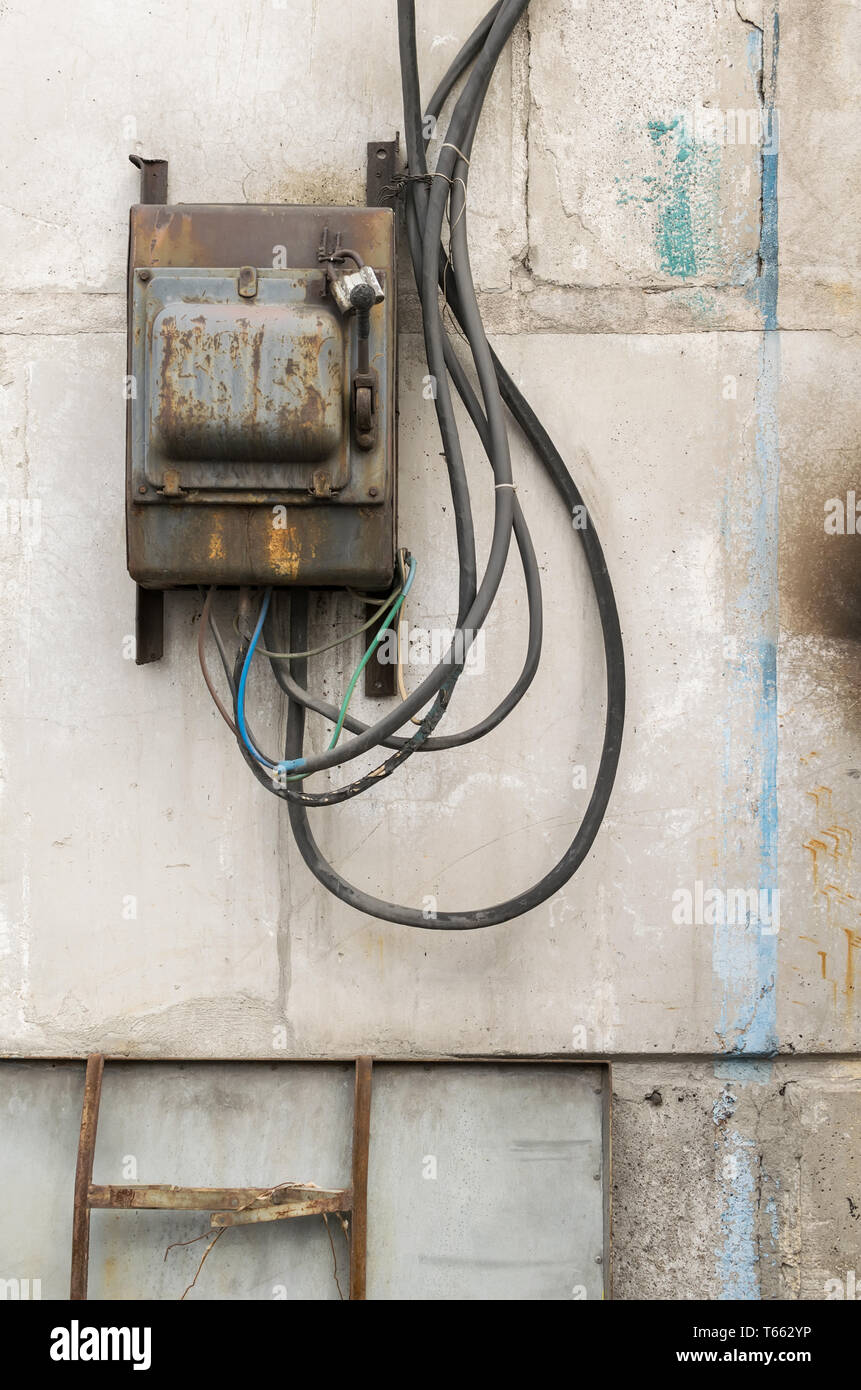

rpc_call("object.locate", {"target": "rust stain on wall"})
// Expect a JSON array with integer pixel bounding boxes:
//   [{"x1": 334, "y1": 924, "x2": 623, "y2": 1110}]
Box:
[{"x1": 800, "y1": 786, "x2": 861, "y2": 1019}]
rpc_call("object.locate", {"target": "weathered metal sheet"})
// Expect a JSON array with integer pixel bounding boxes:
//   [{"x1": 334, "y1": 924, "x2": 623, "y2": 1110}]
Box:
[
  {"x1": 365, "y1": 1063, "x2": 610, "y2": 1301},
  {"x1": 150, "y1": 294, "x2": 345, "y2": 469},
  {"x1": 211, "y1": 1191, "x2": 349, "y2": 1227},
  {"x1": 126, "y1": 204, "x2": 397, "y2": 590}
]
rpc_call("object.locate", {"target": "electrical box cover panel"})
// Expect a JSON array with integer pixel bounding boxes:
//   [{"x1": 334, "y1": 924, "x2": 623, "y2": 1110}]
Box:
[{"x1": 126, "y1": 204, "x2": 396, "y2": 590}]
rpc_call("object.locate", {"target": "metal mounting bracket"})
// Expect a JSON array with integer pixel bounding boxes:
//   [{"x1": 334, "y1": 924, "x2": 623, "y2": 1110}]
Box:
[
  {"x1": 130, "y1": 154, "x2": 169, "y2": 665},
  {"x1": 364, "y1": 136, "x2": 400, "y2": 695}
]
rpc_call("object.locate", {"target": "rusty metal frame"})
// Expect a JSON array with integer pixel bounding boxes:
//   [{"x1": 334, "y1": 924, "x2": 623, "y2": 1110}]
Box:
[
  {"x1": 66, "y1": 1054, "x2": 610, "y2": 1301},
  {"x1": 70, "y1": 1054, "x2": 104, "y2": 1300},
  {"x1": 69, "y1": 1054, "x2": 372, "y2": 1301},
  {"x1": 349, "y1": 1056, "x2": 372, "y2": 1298}
]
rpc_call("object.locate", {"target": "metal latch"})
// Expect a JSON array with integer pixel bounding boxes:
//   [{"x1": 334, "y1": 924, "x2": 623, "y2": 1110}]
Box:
[
  {"x1": 238, "y1": 265, "x2": 258, "y2": 299},
  {"x1": 161, "y1": 468, "x2": 184, "y2": 498},
  {"x1": 328, "y1": 265, "x2": 384, "y2": 315}
]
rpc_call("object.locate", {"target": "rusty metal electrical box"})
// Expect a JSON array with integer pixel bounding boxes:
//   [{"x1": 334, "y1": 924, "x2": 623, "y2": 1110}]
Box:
[{"x1": 126, "y1": 204, "x2": 396, "y2": 593}]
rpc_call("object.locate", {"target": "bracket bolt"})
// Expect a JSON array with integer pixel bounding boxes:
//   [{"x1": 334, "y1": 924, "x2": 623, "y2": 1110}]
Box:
[
  {"x1": 368, "y1": 486, "x2": 378, "y2": 498},
  {"x1": 137, "y1": 268, "x2": 151, "y2": 282},
  {"x1": 138, "y1": 485, "x2": 147, "y2": 494}
]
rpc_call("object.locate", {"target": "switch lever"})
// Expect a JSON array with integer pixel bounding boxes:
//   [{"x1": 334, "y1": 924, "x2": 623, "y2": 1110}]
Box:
[
  {"x1": 348, "y1": 279, "x2": 381, "y2": 452},
  {"x1": 324, "y1": 253, "x2": 385, "y2": 452}
]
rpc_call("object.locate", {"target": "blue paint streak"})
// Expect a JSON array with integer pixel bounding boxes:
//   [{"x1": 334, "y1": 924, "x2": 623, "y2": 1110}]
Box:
[
  {"x1": 759, "y1": 149, "x2": 779, "y2": 332},
  {"x1": 715, "y1": 7, "x2": 780, "y2": 1056},
  {"x1": 716, "y1": 1129, "x2": 761, "y2": 1300},
  {"x1": 715, "y1": 1059, "x2": 773, "y2": 1086},
  {"x1": 714, "y1": 7, "x2": 780, "y2": 1300}
]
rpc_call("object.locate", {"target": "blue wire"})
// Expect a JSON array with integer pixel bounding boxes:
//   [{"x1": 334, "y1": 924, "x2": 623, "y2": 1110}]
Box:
[
  {"x1": 276, "y1": 556, "x2": 416, "y2": 782},
  {"x1": 242, "y1": 557, "x2": 417, "y2": 782},
  {"x1": 237, "y1": 588, "x2": 278, "y2": 770}
]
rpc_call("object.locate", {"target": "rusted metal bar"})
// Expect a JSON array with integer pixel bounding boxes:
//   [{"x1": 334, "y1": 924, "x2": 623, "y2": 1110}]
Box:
[
  {"x1": 602, "y1": 1063, "x2": 613, "y2": 1300},
  {"x1": 70, "y1": 1054, "x2": 105, "y2": 1301},
  {"x1": 129, "y1": 154, "x2": 168, "y2": 204},
  {"x1": 349, "y1": 1056, "x2": 372, "y2": 1300},
  {"x1": 88, "y1": 1182, "x2": 347, "y2": 1213},
  {"x1": 134, "y1": 586, "x2": 164, "y2": 665},
  {"x1": 212, "y1": 1192, "x2": 349, "y2": 1228},
  {"x1": 364, "y1": 602, "x2": 397, "y2": 697}
]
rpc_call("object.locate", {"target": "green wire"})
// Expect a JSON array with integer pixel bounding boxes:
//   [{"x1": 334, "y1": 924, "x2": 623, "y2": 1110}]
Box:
[
  {"x1": 237, "y1": 585, "x2": 402, "y2": 661},
  {"x1": 327, "y1": 582, "x2": 411, "y2": 750},
  {"x1": 274, "y1": 554, "x2": 416, "y2": 783}
]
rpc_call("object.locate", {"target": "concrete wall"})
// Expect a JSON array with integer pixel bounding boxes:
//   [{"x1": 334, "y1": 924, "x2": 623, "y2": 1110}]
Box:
[{"x1": 0, "y1": 0, "x2": 858, "y2": 1299}]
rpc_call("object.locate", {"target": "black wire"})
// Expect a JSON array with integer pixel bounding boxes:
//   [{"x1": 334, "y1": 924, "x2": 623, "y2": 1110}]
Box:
[
  {"x1": 262, "y1": 0, "x2": 626, "y2": 926},
  {"x1": 224, "y1": 591, "x2": 463, "y2": 810},
  {"x1": 219, "y1": 4, "x2": 539, "y2": 805},
  {"x1": 424, "y1": 1, "x2": 504, "y2": 118},
  {"x1": 221, "y1": 0, "x2": 534, "y2": 807},
  {"x1": 210, "y1": 0, "x2": 625, "y2": 925},
  {"x1": 249, "y1": 0, "x2": 527, "y2": 790},
  {"x1": 264, "y1": 353, "x2": 544, "y2": 751}
]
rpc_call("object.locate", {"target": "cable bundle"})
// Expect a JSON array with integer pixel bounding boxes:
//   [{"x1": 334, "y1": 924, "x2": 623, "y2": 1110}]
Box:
[{"x1": 199, "y1": 0, "x2": 625, "y2": 929}]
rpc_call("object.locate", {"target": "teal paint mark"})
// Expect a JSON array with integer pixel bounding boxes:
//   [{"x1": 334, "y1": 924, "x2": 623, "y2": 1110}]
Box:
[
  {"x1": 647, "y1": 118, "x2": 695, "y2": 276},
  {"x1": 616, "y1": 117, "x2": 722, "y2": 279},
  {"x1": 713, "y1": 5, "x2": 780, "y2": 1302},
  {"x1": 647, "y1": 118, "x2": 680, "y2": 141},
  {"x1": 647, "y1": 117, "x2": 720, "y2": 279},
  {"x1": 689, "y1": 289, "x2": 718, "y2": 319}
]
